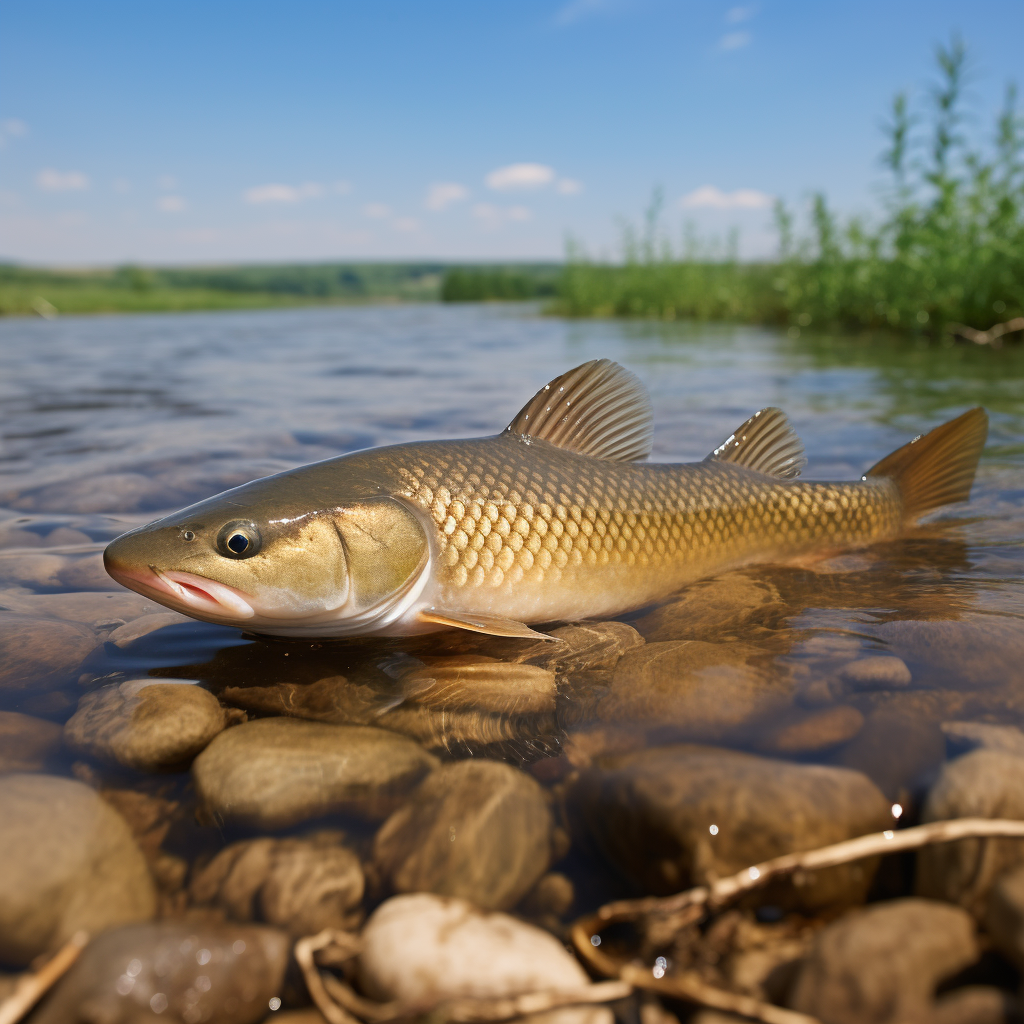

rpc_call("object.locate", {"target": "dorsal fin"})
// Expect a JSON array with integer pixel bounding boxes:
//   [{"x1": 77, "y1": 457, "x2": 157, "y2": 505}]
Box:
[
  {"x1": 505, "y1": 359, "x2": 653, "y2": 462},
  {"x1": 705, "y1": 407, "x2": 806, "y2": 479}
]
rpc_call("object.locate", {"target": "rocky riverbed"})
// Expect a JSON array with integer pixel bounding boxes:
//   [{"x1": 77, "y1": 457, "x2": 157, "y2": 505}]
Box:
[{"x1": 2, "y1": 307, "x2": 1024, "y2": 1024}]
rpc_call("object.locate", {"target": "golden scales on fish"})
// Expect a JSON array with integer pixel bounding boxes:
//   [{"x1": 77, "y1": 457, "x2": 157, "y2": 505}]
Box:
[{"x1": 104, "y1": 359, "x2": 988, "y2": 640}]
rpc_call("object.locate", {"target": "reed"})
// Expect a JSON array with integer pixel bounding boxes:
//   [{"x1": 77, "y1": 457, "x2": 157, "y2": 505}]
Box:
[{"x1": 555, "y1": 39, "x2": 1024, "y2": 340}]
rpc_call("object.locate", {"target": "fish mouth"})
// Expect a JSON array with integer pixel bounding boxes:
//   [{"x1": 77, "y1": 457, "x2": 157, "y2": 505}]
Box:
[{"x1": 111, "y1": 563, "x2": 256, "y2": 621}]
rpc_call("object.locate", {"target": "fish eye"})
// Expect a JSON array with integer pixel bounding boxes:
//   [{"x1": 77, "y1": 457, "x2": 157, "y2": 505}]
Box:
[
  {"x1": 217, "y1": 521, "x2": 261, "y2": 559},
  {"x1": 182, "y1": 530, "x2": 196, "y2": 542}
]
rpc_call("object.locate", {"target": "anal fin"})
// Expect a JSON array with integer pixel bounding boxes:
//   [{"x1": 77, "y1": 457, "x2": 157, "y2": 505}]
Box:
[{"x1": 418, "y1": 608, "x2": 557, "y2": 641}]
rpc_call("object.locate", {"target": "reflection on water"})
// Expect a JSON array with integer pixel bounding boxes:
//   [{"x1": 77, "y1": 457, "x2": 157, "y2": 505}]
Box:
[{"x1": 1, "y1": 304, "x2": 1023, "y2": 984}]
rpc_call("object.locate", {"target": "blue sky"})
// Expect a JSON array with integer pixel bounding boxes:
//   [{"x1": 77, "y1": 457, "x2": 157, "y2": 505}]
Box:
[{"x1": 1, "y1": 0, "x2": 1022, "y2": 265}]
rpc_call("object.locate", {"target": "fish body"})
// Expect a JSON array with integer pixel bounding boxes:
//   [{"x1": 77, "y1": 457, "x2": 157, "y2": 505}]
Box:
[{"x1": 104, "y1": 360, "x2": 988, "y2": 639}]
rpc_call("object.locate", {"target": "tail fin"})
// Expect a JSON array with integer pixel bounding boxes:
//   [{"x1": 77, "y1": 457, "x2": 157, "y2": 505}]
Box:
[{"x1": 866, "y1": 408, "x2": 988, "y2": 523}]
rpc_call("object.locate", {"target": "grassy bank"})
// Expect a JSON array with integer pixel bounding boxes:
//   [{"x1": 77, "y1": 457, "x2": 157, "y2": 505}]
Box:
[{"x1": 556, "y1": 40, "x2": 1024, "y2": 340}]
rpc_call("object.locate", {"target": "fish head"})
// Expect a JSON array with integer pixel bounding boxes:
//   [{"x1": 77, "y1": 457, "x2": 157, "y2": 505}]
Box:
[{"x1": 103, "y1": 488, "x2": 430, "y2": 634}]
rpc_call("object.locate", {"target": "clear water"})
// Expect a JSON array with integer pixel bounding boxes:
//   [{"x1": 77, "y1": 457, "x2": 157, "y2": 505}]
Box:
[{"x1": 2, "y1": 303, "x2": 1023, "y2": 915}]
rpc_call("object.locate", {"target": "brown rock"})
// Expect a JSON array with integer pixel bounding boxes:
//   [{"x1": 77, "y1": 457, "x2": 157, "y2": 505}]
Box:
[
  {"x1": 837, "y1": 655, "x2": 912, "y2": 690},
  {"x1": 192, "y1": 718, "x2": 438, "y2": 828},
  {"x1": 518, "y1": 620, "x2": 645, "y2": 671},
  {"x1": 917, "y1": 750, "x2": 1024, "y2": 916},
  {"x1": 756, "y1": 705, "x2": 864, "y2": 755},
  {"x1": 400, "y1": 656, "x2": 556, "y2": 714},
  {"x1": 570, "y1": 744, "x2": 891, "y2": 910},
  {"x1": 987, "y1": 864, "x2": 1024, "y2": 971},
  {"x1": 0, "y1": 774, "x2": 156, "y2": 966},
  {"x1": 0, "y1": 710, "x2": 63, "y2": 771},
  {"x1": 0, "y1": 613, "x2": 97, "y2": 691},
  {"x1": 374, "y1": 759, "x2": 552, "y2": 911},
  {"x1": 377, "y1": 702, "x2": 557, "y2": 753},
  {"x1": 30, "y1": 922, "x2": 289, "y2": 1024},
  {"x1": 631, "y1": 572, "x2": 785, "y2": 642},
  {"x1": 221, "y1": 675, "x2": 391, "y2": 725},
  {"x1": 788, "y1": 898, "x2": 978, "y2": 1024},
  {"x1": 0, "y1": 590, "x2": 165, "y2": 625},
  {"x1": 943, "y1": 721, "x2": 1024, "y2": 759},
  {"x1": 58, "y1": 551, "x2": 121, "y2": 590},
  {"x1": 933, "y1": 988, "x2": 1022, "y2": 1024},
  {"x1": 65, "y1": 680, "x2": 229, "y2": 772}
]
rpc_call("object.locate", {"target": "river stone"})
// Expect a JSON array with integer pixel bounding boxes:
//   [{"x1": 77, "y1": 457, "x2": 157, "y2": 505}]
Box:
[
  {"x1": 65, "y1": 679, "x2": 229, "y2": 772},
  {"x1": 374, "y1": 759, "x2": 552, "y2": 910},
  {"x1": 933, "y1": 988, "x2": 1022, "y2": 1024},
  {"x1": 837, "y1": 655, "x2": 913, "y2": 690},
  {"x1": 106, "y1": 612, "x2": 193, "y2": 646},
  {"x1": 0, "y1": 612, "x2": 97, "y2": 691},
  {"x1": 917, "y1": 750, "x2": 1024, "y2": 916},
  {"x1": 377, "y1": 702, "x2": 557, "y2": 753},
  {"x1": 985, "y1": 864, "x2": 1024, "y2": 972},
  {"x1": 359, "y1": 893, "x2": 612, "y2": 1024},
  {"x1": 597, "y1": 641, "x2": 792, "y2": 739},
  {"x1": 569, "y1": 744, "x2": 891, "y2": 910},
  {"x1": 755, "y1": 705, "x2": 865, "y2": 756},
  {"x1": 400, "y1": 656, "x2": 556, "y2": 715},
  {"x1": 192, "y1": 718, "x2": 438, "y2": 828},
  {"x1": 788, "y1": 898, "x2": 978, "y2": 1024},
  {"x1": 0, "y1": 552, "x2": 66, "y2": 588},
  {"x1": 191, "y1": 833, "x2": 364, "y2": 936},
  {"x1": 58, "y1": 551, "x2": 122, "y2": 590},
  {"x1": 0, "y1": 773, "x2": 156, "y2": 966},
  {"x1": 0, "y1": 710, "x2": 63, "y2": 771},
  {"x1": 0, "y1": 589, "x2": 166, "y2": 625},
  {"x1": 943, "y1": 721, "x2": 1024, "y2": 759},
  {"x1": 631, "y1": 572, "x2": 785, "y2": 643},
  {"x1": 30, "y1": 922, "x2": 289, "y2": 1024},
  {"x1": 511, "y1": 620, "x2": 646, "y2": 672},
  {"x1": 220, "y1": 675, "x2": 394, "y2": 725}
]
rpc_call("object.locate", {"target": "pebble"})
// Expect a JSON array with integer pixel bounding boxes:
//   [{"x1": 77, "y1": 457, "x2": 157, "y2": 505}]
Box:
[
  {"x1": 0, "y1": 774, "x2": 156, "y2": 966},
  {"x1": 374, "y1": 759, "x2": 553, "y2": 911},
  {"x1": 192, "y1": 718, "x2": 438, "y2": 828},
  {"x1": 788, "y1": 898, "x2": 978, "y2": 1024},
  {"x1": 837, "y1": 655, "x2": 912, "y2": 690},
  {"x1": 942, "y1": 721, "x2": 1024, "y2": 759},
  {"x1": 917, "y1": 750, "x2": 1024, "y2": 916},
  {"x1": 106, "y1": 611, "x2": 193, "y2": 646},
  {"x1": 596, "y1": 641, "x2": 793, "y2": 740},
  {"x1": 569, "y1": 744, "x2": 891, "y2": 910},
  {"x1": 516, "y1": 620, "x2": 646, "y2": 672},
  {"x1": 0, "y1": 589, "x2": 166, "y2": 626},
  {"x1": 30, "y1": 922, "x2": 289, "y2": 1024},
  {"x1": 0, "y1": 552, "x2": 66, "y2": 588},
  {"x1": 520, "y1": 872, "x2": 575, "y2": 919},
  {"x1": 190, "y1": 833, "x2": 364, "y2": 936},
  {"x1": 755, "y1": 705, "x2": 865, "y2": 756},
  {"x1": 400, "y1": 656, "x2": 556, "y2": 715},
  {"x1": 65, "y1": 679, "x2": 231, "y2": 772},
  {"x1": 221, "y1": 675, "x2": 394, "y2": 726},
  {"x1": 0, "y1": 612, "x2": 97, "y2": 691},
  {"x1": 631, "y1": 572, "x2": 786, "y2": 643},
  {"x1": 358, "y1": 893, "x2": 612, "y2": 1024},
  {"x1": 58, "y1": 551, "x2": 122, "y2": 590},
  {"x1": 378, "y1": 702, "x2": 557, "y2": 753},
  {"x1": 0, "y1": 709, "x2": 63, "y2": 772}
]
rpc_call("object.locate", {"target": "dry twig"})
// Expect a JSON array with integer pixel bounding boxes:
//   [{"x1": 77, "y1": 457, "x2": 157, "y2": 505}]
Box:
[
  {"x1": 0, "y1": 932, "x2": 89, "y2": 1024},
  {"x1": 948, "y1": 317, "x2": 1024, "y2": 347}
]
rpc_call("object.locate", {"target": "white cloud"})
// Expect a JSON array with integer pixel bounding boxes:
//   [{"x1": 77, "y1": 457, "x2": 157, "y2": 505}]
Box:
[
  {"x1": 157, "y1": 195, "x2": 187, "y2": 213},
  {"x1": 244, "y1": 182, "x2": 324, "y2": 205},
  {"x1": 557, "y1": 178, "x2": 583, "y2": 195},
  {"x1": 472, "y1": 203, "x2": 533, "y2": 228},
  {"x1": 719, "y1": 30, "x2": 751, "y2": 50},
  {"x1": 485, "y1": 163, "x2": 555, "y2": 191},
  {"x1": 36, "y1": 169, "x2": 89, "y2": 192},
  {"x1": 426, "y1": 182, "x2": 468, "y2": 211},
  {"x1": 362, "y1": 202, "x2": 392, "y2": 219},
  {"x1": 726, "y1": 5, "x2": 756, "y2": 23},
  {"x1": 393, "y1": 217, "x2": 420, "y2": 232},
  {"x1": 0, "y1": 118, "x2": 27, "y2": 147},
  {"x1": 680, "y1": 186, "x2": 773, "y2": 210}
]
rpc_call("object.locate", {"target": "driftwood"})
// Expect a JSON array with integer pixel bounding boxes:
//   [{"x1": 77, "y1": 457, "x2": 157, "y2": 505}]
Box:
[
  {"x1": 948, "y1": 316, "x2": 1024, "y2": 347},
  {"x1": 0, "y1": 932, "x2": 89, "y2": 1024}
]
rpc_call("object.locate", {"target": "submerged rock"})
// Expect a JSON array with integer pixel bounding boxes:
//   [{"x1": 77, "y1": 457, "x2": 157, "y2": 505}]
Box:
[
  {"x1": 0, "y1": 709, "x2": 63, "y2": 772},
  {"x1": 788, "y1": 898, "x2": 978, "y2": 1024},
  {"x1": 358, "y1": 893, "x2": 612, "y2": 1024},
  {"x1": 918, "y1": 750, "x2": 1024, "y2": 916},
  {"x1": 220, "y1": 675, "x2": 393, "y2": 726},
  {"x1": 30, "y1": 922, "x2": 289, "y2": 1024},
  {"x1": 837, "y1": 655, "x2": 912, "y2": 691},
  {"x1": 0, "y1": 589, "x2": 165, "y2": 626},
  {"x1": 106, "y1": 612, "x2": 193, "y2": 646},
  {"x1": 755, "y1": 705, "x2": 865, "y2": 756},
  {"x1": 192, "y1": 718, "x2": 438, "y2": 828},
  {"x1": 0, "y1": 774, "x2": 156, "y2": 966},
  {"x1": 0, "y1": 612, "x2": 97, "y2": 691},
  {"x1": 377, "y1": 702, "x2": 557, "y2": 755},
  {"x1": 399, "y1": 656, "x2": 556, "y2": 715},
  {"x1": 942, "y1": 721, "x2": 1024, "y2": 759},
  {"x1": 569, "y1": 744, "x2": 891, "y2": 910},
  {"x1": 986, "y1": 863, "x2": 1024, "y2": 972},
  {"x1": 65, "y1": 679, "x2": 230, "y2": 772},
  {"x1": 374, "y1": 759, "x2": 552, "y2": 911}
]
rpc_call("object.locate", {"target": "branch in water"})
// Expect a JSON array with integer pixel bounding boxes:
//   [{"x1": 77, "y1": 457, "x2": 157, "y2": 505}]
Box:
[
  {"x1": 948, "y1": 317, "x2": 1024, "y2": 347},
  {"x1": 0, "y1": 932, "x2": 89, "y2": 1024}
]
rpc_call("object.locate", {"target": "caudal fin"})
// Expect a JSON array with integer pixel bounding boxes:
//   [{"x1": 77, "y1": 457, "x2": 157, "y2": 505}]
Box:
[{"x1": 866, "y1": 408, "x2": 988, "y2": 523}]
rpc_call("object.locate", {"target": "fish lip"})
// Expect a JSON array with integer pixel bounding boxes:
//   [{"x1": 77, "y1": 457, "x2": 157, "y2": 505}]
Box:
[{"x1": 111, "y1": 563, "x2": 255, "y2": 620}]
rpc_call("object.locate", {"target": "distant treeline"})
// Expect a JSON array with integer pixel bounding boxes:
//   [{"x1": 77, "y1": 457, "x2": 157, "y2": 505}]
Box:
[{"x1": 440, "y1": 265, "x2": 560, "y2": 301}]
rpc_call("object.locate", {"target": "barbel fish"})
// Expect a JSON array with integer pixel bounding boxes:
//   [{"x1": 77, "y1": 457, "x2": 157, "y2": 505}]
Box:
[{"x1": 104, "y1": 359, "x2": 988, "y2": 640}]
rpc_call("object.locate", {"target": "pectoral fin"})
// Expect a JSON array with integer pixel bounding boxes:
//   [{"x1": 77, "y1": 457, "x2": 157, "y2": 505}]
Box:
[{"x1": 418, "y1": 608, "x2": 557, "y2": 640}]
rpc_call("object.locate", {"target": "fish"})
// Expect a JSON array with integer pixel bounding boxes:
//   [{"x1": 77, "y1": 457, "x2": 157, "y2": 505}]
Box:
[{"x1": 104, "y1": 359, "x2": 989, "y2": 640}]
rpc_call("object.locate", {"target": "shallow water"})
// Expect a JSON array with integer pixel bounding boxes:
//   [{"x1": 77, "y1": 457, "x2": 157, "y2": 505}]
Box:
[{"x1": 2, "y1": 304, "x2": 1024, "y2": 974}]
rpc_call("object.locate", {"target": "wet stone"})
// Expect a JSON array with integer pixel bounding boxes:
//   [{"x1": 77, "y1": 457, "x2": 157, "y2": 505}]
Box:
[
  {"x1": 755, "y1": 705, "x2": 865, "y2": 756},
  {"x1": 190, "y1": 833, "x2": 364, "y2": 936},
  {"x1": 0, "y1": 589, "x2": 166, "y2": 626},
  {"x1": 400, "y1": 656, "x2": 556, "y2": 715},
  {"x1": 0, "y1": 774, "x2": 156, "y2": 966},
  {"x1": 192, "y1": 718, "x2": 438, "y2": 828},
  {"x1": 358, "y1": 893, "x2": 612, "y2": 1024},
  {"x1": 373, "y1": 759, "x2": 553, "y2": 911},
  {"x1": 569, "y1": 744, "x2": 891, "y2": 911},
  {"x1": 516, "y1": 620, "x2": 645, "y2": 672},
  {"x1": 0, "y1": 552, "x2": 66, "y2": 588},
  {"x1": 30, "y1": 921, "x2": 289, "y2": 1024},
  {"x1": 837, "y1": 655, "x2": 913, "y2": 690},
  {"x1": 943, "y1": 721, "x2": 1024, "y2": 759},
  {"x1": 630, "y1": 572, "x2": 786, "y2": 643},
  {"x1": 0, "y1": 710, "x2": 63, "y2": 772},
  {"x1": 220, "y1": 675, "x2": 393, "y2": 726},
  {"x1": 58, "y1": 551, "x2": 122, "y2": 591},
  {"x1": 918, "y1": 750, "x2": 1024, "y2": 917},
  {"x1": 107, "y1": 611, "x2": 193, "y2": 646},
  {"x1": 933, "y1": 988, "x2": 1023, "y2": 1024},
  {"x1": 65, "y1": 679, "x2": 231, "y2": 773},
  {"x1": 788, "y1": 898, "x2": 979, "y2": 1024},
  {"x1": 986, "y1": 864, "x2": 1024, "y2": 973},
  {"x1": 0, "y1": 612, "x2": 97, "y2": 691}
]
